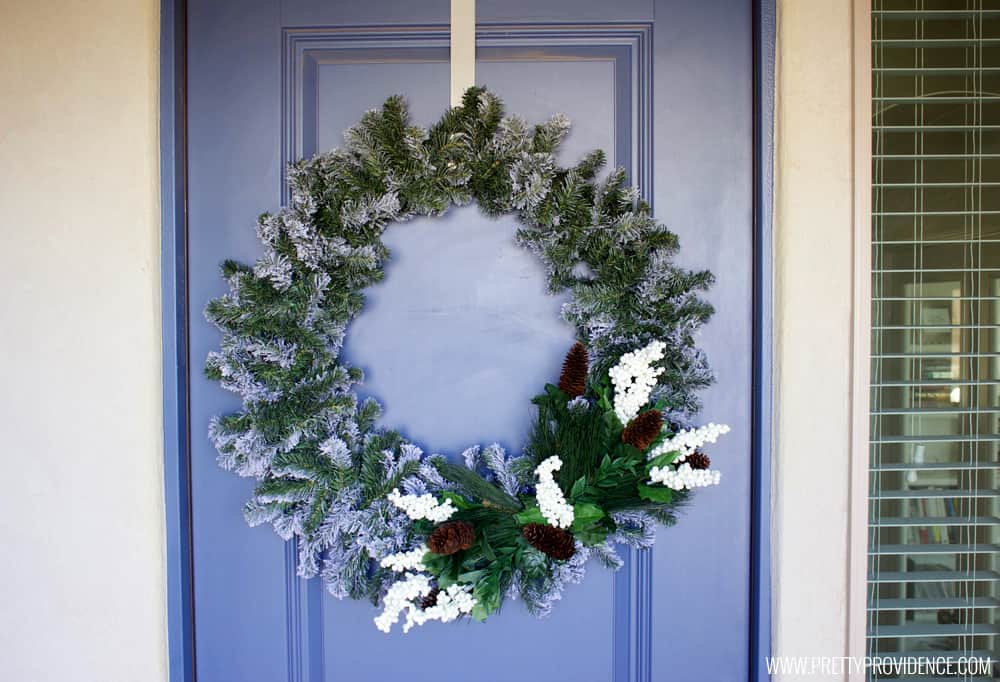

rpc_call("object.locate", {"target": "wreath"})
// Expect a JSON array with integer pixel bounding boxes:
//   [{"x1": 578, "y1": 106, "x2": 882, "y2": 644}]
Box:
[{"x1": 206, "y1": 87, "x2": 729, "y2": 633}]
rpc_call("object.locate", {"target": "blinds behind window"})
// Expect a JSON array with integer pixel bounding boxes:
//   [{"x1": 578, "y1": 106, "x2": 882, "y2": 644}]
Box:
[{"x1": 869, "y1": 1, "x2": 1000, "y2": 678}]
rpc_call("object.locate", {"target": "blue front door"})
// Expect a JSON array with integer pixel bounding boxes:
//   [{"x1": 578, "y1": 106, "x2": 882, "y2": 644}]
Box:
[{"x1": 186, "y1": 2, "x2": 754, "y2": 680}]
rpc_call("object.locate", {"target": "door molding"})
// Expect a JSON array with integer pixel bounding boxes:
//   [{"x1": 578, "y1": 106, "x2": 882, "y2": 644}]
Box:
[
  {"x1": 281, "y1": 24, "x2": 651, "y2": 201},
  {"x1": 282, "y1": 23, "x2": 652, "y2": 682},
  {"x1": 751, "y1": 1, "x2": 776, "y2": 680},
  {"x1": 160, "y1": 4, "x2": 776, "y2": 681},
  {"x1": 160, "y1": 1, "x2": 194, "y2": 681}
]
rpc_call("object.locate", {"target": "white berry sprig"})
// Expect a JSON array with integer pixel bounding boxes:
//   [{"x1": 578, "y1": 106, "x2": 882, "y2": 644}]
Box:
[
  {"x1": 608, "y1": 340, "x2": 666, "y2": 424},
  {"x1": 648, "y1": 462, "x2": 722, "y2": 490},
  {"x1": 646, "y1": 423, "x2": 731, "y2": 462},
  {"x1": 387, "y1": 489, "x2": 457, "y2": 523},
  {"x1": 379, "y1": 545, "x2": 428, "y2": 573},
  {"x1": 373, "y1": 570, "x2": 477, "y2": 634},
  {"x1": 534, "y1": 456, "x2": 574, "y2": 529}
]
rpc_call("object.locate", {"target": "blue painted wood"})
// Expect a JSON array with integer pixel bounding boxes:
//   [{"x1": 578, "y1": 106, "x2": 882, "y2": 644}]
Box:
[
  {"x1": 646, "y1": 2, "x2": 755, "y2": 680},
  {"x1": 187, "y1": 3, "x2": 290, "y2": 680},
  {"x1": 752, "y1": 2, "x2": 776, "y2": 680},
  {"x1": 292, "y1": 29, "x2": 639, "y2": 682},
  {"x1": 167, "y1": 1, "x2": 767, "y2": 680},
  {"x1": 159, "y1": 1, "x2": 195, "y2": 681}
]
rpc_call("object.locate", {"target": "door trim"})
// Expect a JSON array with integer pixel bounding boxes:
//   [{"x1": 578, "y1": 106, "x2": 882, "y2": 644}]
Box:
[
  {"x1": 160, "y1": 1, "x2": 194, "y2": 681},
  {"x1": 280, "y1": 24, "x2": 653, "y2": 682},
  {"x1": 751, "y1": 1, "x2": 775, "y2": 680},
  {"x1": 159, "y1": 3, "x2": 776, "y2": 680}
]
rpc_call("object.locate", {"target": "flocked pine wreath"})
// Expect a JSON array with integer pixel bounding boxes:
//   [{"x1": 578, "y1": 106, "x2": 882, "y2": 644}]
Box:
[{"x1": 205, "y1": 87, "x2": 731, "y2": 632}]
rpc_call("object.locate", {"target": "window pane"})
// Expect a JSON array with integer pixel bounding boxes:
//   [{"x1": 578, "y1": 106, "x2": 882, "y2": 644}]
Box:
[{"x1": 869, "y1": 2, "x2": 1000, "y2": 678}]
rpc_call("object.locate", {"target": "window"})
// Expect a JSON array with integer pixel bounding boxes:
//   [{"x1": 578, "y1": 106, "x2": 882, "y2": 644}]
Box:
[{"x1": 868, "y1": 0, "x2": 1000, "y2": 675}]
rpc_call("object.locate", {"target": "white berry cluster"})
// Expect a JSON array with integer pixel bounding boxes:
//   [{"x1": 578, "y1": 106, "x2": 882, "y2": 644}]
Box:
[
  {"x1": 373, "y1": 572, "x2": 476, "y2": 633},
  {"x1": 608, "y1": 340, "x2": 666, "y2": 424},
  {"x1": 373, "y1": 572, "x2": 432, "y2": 633},
  {"x1": 534, "y1": 456, "x2": 574, "y2": 529},
  {"x1": 379, "y1": 545, "x2": 427, "y2": 573},
  {"x1": 387, "y1": 488, "x2": 457, "y2": 522},
  {"x1": 648, "y1": 462, "x2": 721, "y2": 490},
  {"x1": 405, "y1": 584, "x2": 476, "y2": 631},
  {"x1": 647, "y1": 423, "x2": 731, "y2": 462}
]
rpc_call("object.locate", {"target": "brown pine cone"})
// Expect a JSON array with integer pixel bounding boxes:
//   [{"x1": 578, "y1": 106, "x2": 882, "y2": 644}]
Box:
[
  {"x1": 427, "y1": 521, "x2": 475, "y2": 555},
  {"x1": 558, "y1": 342, "x2": 589, "y2": 398},
  {"x1": 686, "y1": 452, "x2": 711, "y2": 470},
  {"x1": 621, "y1": 410, "x2": 663, "y2": 452},
  {"x1": 522, "y1": 523, "x2": 576, "y2": 561},
  {"x1": 421, "y1": 587, "x2": 440, "y2": 610}
]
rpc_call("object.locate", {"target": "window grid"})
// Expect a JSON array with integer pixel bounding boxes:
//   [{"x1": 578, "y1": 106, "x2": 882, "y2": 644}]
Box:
[{"x1": 869, "y1": 1, "x2": 1000, "y2": 679}]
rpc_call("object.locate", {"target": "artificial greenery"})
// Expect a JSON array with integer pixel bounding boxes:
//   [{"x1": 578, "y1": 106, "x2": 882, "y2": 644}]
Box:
[{"x1": 205, "y1": 88, "x2": 717, "y2": 624}]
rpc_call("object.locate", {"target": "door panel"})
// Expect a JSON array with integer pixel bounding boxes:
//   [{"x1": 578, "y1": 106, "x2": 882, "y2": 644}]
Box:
[
  {"x1": 649, "y1": 5, "x2": 752, "y2": 679},
  {"x1": 187, "y1": 2, "x2": 752, "y2": 681}
]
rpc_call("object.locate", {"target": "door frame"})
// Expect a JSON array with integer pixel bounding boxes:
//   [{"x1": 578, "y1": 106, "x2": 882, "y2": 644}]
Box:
[{"x1": 159, "y1": 2, "x2": 776, "y2": 680}]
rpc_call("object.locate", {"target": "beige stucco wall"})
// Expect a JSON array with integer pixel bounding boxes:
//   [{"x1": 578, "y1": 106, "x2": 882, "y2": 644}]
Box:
[
  {"x1": 0, "y1": 1, "x2": 167, "y2": 681},
  {"x1": 772, "y1": 0, "x2": 858, "y2": 677}
]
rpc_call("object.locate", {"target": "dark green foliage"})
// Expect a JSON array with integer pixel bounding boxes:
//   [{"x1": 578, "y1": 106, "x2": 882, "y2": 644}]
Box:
[
  {"x1": 359, "y1": 430, "x2": 419, "y2": 501},
  {"x1": 434, "y1": 461, "x2": 523, "y2": 512},
  {"x1": 527, "y1": 384, "x2": 613, "y2": 493}
]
